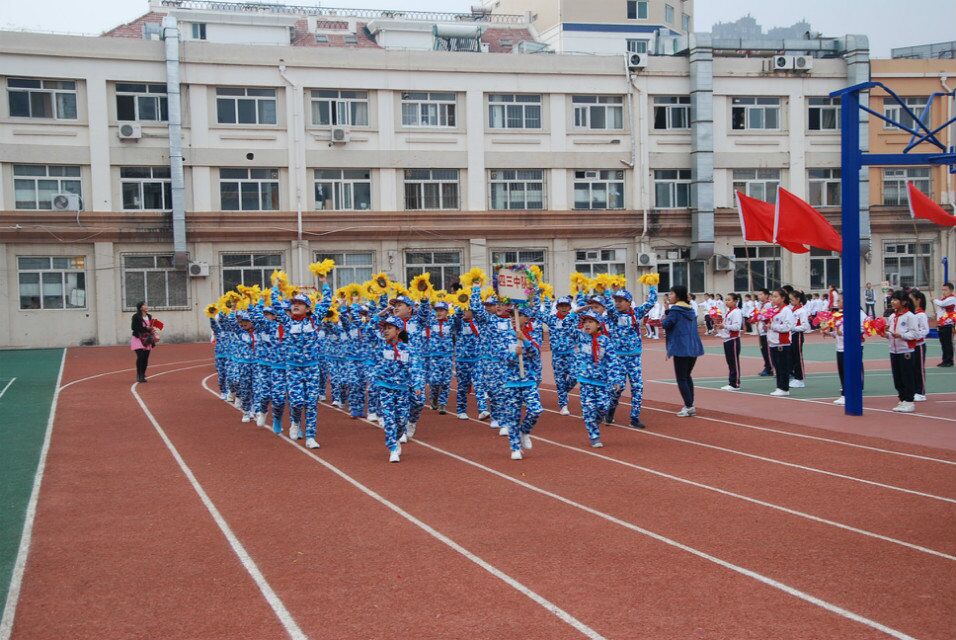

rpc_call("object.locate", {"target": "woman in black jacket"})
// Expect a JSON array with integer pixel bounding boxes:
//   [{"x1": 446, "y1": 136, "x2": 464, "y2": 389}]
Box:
[{"x1": 131, "y1": 301, "x2": 157, "y2": 382}]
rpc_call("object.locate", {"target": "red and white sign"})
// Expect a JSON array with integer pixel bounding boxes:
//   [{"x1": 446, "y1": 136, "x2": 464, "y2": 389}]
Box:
[{"x1": 497, "y1": 268, "x2": 530, "y2": 301}]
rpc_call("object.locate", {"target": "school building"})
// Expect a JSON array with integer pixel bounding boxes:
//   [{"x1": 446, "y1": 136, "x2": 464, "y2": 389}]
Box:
[{"x1": 1, "y1": 0, "x2": 953, "y2": 348}]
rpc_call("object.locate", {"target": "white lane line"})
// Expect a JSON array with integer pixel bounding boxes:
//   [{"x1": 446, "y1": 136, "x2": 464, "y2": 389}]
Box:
[
  {"x1": 538, "y1": 402, "x2": 956, "y2": 505},
  {"x1": 1, "y1": 350, "x2": 65, "y2": 640},
  {"x1": 199, "y1": 374, "x2": 604, "y2": 640},
  {"x1": 540, "y1": 386, "x2": 956, "y2": 468},
  {"x1": 134, "y1": 369, "x2": 306, "y2": 640},
  {"x1": 59, "y1": 357, "x2": 211, "y2": 392},
  {"x1": 0, "y1": 378, "x2": 16, "y2": 402}
]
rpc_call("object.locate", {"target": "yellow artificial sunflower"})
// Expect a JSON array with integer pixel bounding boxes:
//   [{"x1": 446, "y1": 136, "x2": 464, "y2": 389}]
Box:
[
  {"x1": 639, "y1": 272, "x2": 661, "y2": 287},
  {"x1": 372, "y1": 272, "x2": 390, "y2": 291},
  {"x1": 454, "y1": 290, "x2": 471, "y2": 308},
  {"x1": 204, "y1": 303, "x2": 221, "y2": 318},
  {"x1": 324, "y1": 305, "x2": 340, "y2": 324},
  {"x1": 409, "y1": 273, "x2": 434, "y2": 301},
  {"x1": 308, "y1": 258, "x2": 336, "y2": 277},
  {"x1": 344, "y1": 282, "x2": 364, "y2": 301},
  {"x1": 459, "y1": 267, "x2": 487, "y2": 288},
  {"x1": 389, "y1": 282, "x2": 411, "y2": 299},
  {"x1": 569, "y1": 272, "x2": 591, "y2": 293},
  {"x1": 539, "y1": 282, "x2": 554, "y2": 300},
  {"x1": 480, "y1": 286, "x2": 496, "y2": 302}
]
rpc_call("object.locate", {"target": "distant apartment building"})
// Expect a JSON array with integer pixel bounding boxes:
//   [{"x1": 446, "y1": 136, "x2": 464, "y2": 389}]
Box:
[{"x1": 0, "y1": 0, "x2": 953, "y2": 348}]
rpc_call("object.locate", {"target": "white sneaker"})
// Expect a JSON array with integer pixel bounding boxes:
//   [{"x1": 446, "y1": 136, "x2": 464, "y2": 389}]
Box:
[
  {"x1": 399, "y1": 433, "x2": 408, "y2": 444},
  {"x1": 914, "y1": 394, "x2": 927, "y2": 402},
  {"x1": 255, "y1": 412, "x2": 266, "y2": 427},
  {"x1": 367, "y1": 412, "x2": 379, "y2": 422},
  {"x1": 510, "y1": 450, "x2": 523, "y2": 460},
  {"x1": 894, "y1": 401, "x2": 915, "y2": 413},
  {"x1": 719, "y1": 385, "x2": 738, "y2": 391},
  {"x1": 396, "y1": 443, "x2": 402, "y2": 456},
  {"x1": 559, "y1": 406, "x2": 571, "y2": 416},
  {"x1": 332, "y1": 400, "x2": 342, "y2": 408},
  {"x1": 233, "y1": 397, "x2": 243, "y2": 409},
  {"x1": 226, "y1": 392, "x2": 236, "y2": 402},
  {"x1": 289, "y1": 423, "x2": 300, "y2": 440},
  {"x1": 834, "y1": 396, "x2": 845, "y2": 405},
  {"x1": 478, "y1": 411, "x2": 491, "y2": 420},
  {"x1": 770, "y1": 389, "x2": 790, "y2": 397},
  {"x1": 676, "y1": 407, "x2": 692, "y2": 417},
  {"x1": 520, "y1": 434, "x2": 533, "y2": 450},
  {"x1": 490, "y1": 419, "x2": 499, "y2": 429},
  {"x1": 457, "y1": 412, "x2": 468, "y2": 420},
  {"x1": 790, "y1": 379, "x2": 806, "y2": 388},
  {"x1": 241, "y1": 413, "x2": 252, "y2": 423},
  {"x1": 378, "y1": 416, "x2": 385, "y2": 427},
  {"x1": 305, "y1": 437, "x2": 320, "y2": 449},
  {"x1": 219, "y1": 393, "x2": 227, "y2": 400},
  {"x1": 498, "y1": 426, "x2": 508, "y2": 436},
  {"x1": 406, "y1": 422, "x2": 417, "y2": 438},
  {"x1": 389, "y1": 450, "x2": 400, "y2": 463}
]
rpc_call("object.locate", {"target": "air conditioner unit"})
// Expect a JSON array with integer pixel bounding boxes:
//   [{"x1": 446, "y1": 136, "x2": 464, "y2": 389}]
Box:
[
  {"x1": 330, "y1": 126, "x2": 351, "y2": 144},
  {"x1": 188, "y1": 261, "x2": 209, "y2": 277},
  {"x1": 51, "y1": 193, "x2": 81, "y2": 211},
  {"x1": 636, "y1": 252, "x2": 656, "y2": 268},
  {"x1": 793, "y1": 55, "x2": 814, "y2": 71},
  {"x1": 118, "y1": 123, "x2": 143, "y2": 140},
  {"x1": 772, "y1": 55, "x2": 795, "y2": 70},
  {"x1": 714, "y1": 254, "x2": 736, "y2": 271},
  {"x1": 628, "y1": 52, "x2": 648, "y2": 70}
]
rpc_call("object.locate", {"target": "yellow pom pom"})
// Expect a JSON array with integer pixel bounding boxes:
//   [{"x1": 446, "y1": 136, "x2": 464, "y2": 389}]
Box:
[
  {"x1": 539, "y1": 282, "x2": 554, "y2": 300},
  {"x1": 270, "y1": 269, "x2": 289, "y2": 286},
  {"x1": 639, "y1": 272, "x2": 661, "y2": 287},
  {"x1": 308, "y1": 258, "x2": 336, "y2": 277},
  {"x1": 570, "y1": 272, "x2": 591, "y2": 293}
]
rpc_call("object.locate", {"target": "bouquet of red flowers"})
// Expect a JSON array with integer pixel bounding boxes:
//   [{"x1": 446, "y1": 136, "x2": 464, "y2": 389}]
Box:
[
  {"x1": 863, "y1": 316, "x2": 887, "y2": 338},
  {"x1": 708, "y1": 307, "x2": 723, "y2": 323},
  {"x1": 940, "y1": 311, "x2": 956, "y2": 327}
]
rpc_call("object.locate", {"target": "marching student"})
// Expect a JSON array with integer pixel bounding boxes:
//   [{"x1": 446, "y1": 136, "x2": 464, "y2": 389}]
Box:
[
  {"x1": 824, "y1": 294, "x2": 866, "y2": 406},
  {"x1": 371, "y1": 315, "x2": 423, "y2": 463},
  {"x1": 933, "y1": 282, "x2": 955, "y2": 367},
  {"x1": 909, "y1": 290, "x2": 930, "y2": 402},
  {"x1": 662, "y1": 285, "x2": 705, "y2": 416},
  {"x1": 716, "y1": 293, "x2": 743, "y2": 391},
  {"x1": 767, "y1": 288, "x2": 797, "y2": 397},
  {"x1": 574, "y1": 310, "x2": 619, "y2": 447},
  {"x1": 500, "y1": 306, "x2": 543, "y2": 460},
  {"x1": 231, "y1": 310, "x2": 258, "y2": 423},
  {"x1": 451, "y1": 303, "x2": 486, "y2": 420},
  {"x1": 755, "y1": 289, "x2": 775, "y2": 377},
  {"x1": 209, "y1": 309, "x2": 234, "y2": 400},
  {"x1": 250, "y1": 303, "x2": 280, "y2": 427},
  {"x1": 886, "y1": 290, "x2": 920, "y2": 413},
  {"x1": 470, "y1": 287, "x2": 514, "y2": 433},
  {"x1": 535, "y1": 295, "x2": 579, "y2": 415},
  {"x1": 605, "y1": 286, "x2": 658, "y2": 429},
  {"x1": 421, "y1": 300, "x2": 455, "y2": 414},
  {"x1": 789, "y1": 290, "x2": 809, "y2": 389},
  {"x1": 381, "y1": 294, "x2": 429, "y2": 440}
]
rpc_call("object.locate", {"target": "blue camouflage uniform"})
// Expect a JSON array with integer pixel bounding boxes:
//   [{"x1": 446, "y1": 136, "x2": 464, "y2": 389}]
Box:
[
  {"x1": 419, "y1": 302, "x2": 455, "y2": 410},
  {"x1": 370, "y1": 317, "x2": 424, "y2": 453},
  {"x1": 470, "y1": 286, "x2": 513, "y2": 426},
  {"x1": 231, "y1": 311, "x2": 257, "y2": 419},
  {"x1": 500, "y1": 326, "x2": 543, "y2": 453},
  {"x1": 534, "y1": 296, "x2": 578, "y2": 410},
  {"x1": 604, "y1": 287, "x2": 657, "y2": 425},
  {"x1": 451, "y1": 312, "x2": 486, "y2": 416},
  {"x1": 574, "y1": 312, "x2": 620, "y2": 444},
  {"x1": 210, "y1": 314, "x2": 233, "y2": 396}
]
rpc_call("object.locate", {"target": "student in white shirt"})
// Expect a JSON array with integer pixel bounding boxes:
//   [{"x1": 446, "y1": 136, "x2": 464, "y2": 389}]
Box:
[
  {"x1": 933, "y1": 282, "x2": 955, "y2": 367},
  {"x1": 755, "y1": 289, "x2": 775, "y2": 377},
  {"x1": 886, "y1": 291, "x2": 921, "y2": 413},
  {"x1": 767, "y1": 288, "x2": 797, "y2": 396},
  {"x1": 789, "y1": 290, "x2": 810, "y2": 388},
  {"x1": 742, "y1": 295, "x2": 756, "y2": 334},
  {"x1": 823, "y1": 294, "x2": 867, "y2": 406},
  {"x1": 716, "y1": 293, "x2": 744, "y2": 390},
  {"x1": 646, "y1": 299, "x2": 663, "y2": 339},
  {"x1": 909, "y1": 290, "x2": 930, "y2": 401}
]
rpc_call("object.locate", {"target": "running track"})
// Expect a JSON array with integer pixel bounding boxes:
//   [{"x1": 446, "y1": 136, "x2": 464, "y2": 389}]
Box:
[{"x1": 3, "y1": 343, "x2": 955, "y2": 639}]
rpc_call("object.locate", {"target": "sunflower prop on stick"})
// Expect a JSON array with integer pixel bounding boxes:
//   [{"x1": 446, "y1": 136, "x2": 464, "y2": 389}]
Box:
[{"x1": 409, "y1": 273, "x2": 434, "y2": 302}]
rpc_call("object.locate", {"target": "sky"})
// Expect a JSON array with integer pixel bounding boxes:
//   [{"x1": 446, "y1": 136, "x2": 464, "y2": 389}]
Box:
[{"x1": 1, "y1": 0, "x2": 954, "y2": 56}]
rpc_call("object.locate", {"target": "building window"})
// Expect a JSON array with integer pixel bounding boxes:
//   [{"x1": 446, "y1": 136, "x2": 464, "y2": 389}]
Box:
[
  {"x1": 219, "y1": 168, "x2": 280, "y2": 211},
  {"x1": 653, "y1": 96, "x2": 690, "y2": 130},
  {"x1": 221, "y1": 253, "x2": 283, "y2": 293},
  {"x1": 731, "y1": 97, "x2": 781, "y2": 130},
  {"x1": 572, "y1": 95, "x2": 624, "y2": 130},
  {"x1": 682, "y1": 13, "x2": 690, "y2": 31},
  {"x1": 13, "y1": 165, "x2": 82, "y2": 210},
  {"x1": 488, "y1": 94, "x2": 542, "y2": 129},
  {"x1": 883, "y1": 97, "x2": 928, "y2": 131},
  {"x1": 7, "y1": 78, "x2": 77, "y2": 120},
  {"x1": 656, "y1": 249, "x2": 688, "y2": 292},
  {"x1": 491, "y1": 249, "x2": 546, "y2": 279},
  {"x1": 883, "y1": 242, "x2": 932, "y2": 289},
  {"x1": 191, "y1": 23, "x2": 206, "y2": 40},
  {"x1": 808, "y1": 96, "x2": 839, "y2": 131},
  {"x1": 654, "y1": 169, "x2": 692, "y2": 208},
  {"x1": 575, "y1": 249, "x2": 626, "y2": 276},
  {"x1": 809, "y1": 248, "x2": 841, "y2": 290},
  {"x1": 489, "y1": 169, "x2": 545, "y2": 210},
  {"x1": 733, "y1": 169, "x2": 781, "y2": 203},
  {"x1": 882, "y1": 167, "x2": 930, "y2": 205},
  {"x1": 404, "y1": 250, "x2": 461, "y2": 291},
  {"x1": 733, "y1": 246, "x2": 782, "y2": 292},
  {"x1": 122, "y1": 255, "x2": 188, "y2": 310},
  {"x1": 401, "y1": 92, "x2": 456, "y2": 127},
  {"x1": 664, "y1": 4, "x2": 675, "y2": 24},
  {"x1": 626, "y1": 0, "x2": 648, "y2": 19},
  {"x1": 404, "y1": 169, "x2": 459, "y2": 210},
  {"x1": 215, "y1": 87, "x2": 277, "y2": 125},
  {"x1": 17, "y1": 256, "x2": 86, "y2": 310},
  {"x1": 116, "y1": 83, "x2": 168, "y2": 122},
  {"x1": 574, "y1": 170, "x2": 624, "y2": 210},
  {"x1": 808, "y1": 168, "x2": 841, "y2": 207},
  {"x1": 120, "y1": 167, "x2": 172, "y2": 210},
  {"x1": 626, "y1": 39, "x2": 648, "y2": 54},
  {"x1": 314, "y1": 169, "x2": 371, "y2": 210},
  {"x1": 314, "y1": 251, "x2": 374, "y2": 289},
  {"x1": 310, "y1": 90, "x2": 369, "y2": 127}
]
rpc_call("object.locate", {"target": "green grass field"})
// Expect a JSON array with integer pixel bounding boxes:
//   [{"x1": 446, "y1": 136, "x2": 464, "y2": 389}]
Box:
[
  {"x1": 703, "y1": 339, "x2": 944, "y2": 363},
  {"x1": 0, "y1": 349, "x2": 63, "y2": 616}
]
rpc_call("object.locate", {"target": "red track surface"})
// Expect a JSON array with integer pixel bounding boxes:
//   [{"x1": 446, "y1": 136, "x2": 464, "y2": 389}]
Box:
[{"x1": 8, "y1": 343, "x2": 956, "y2": 639}]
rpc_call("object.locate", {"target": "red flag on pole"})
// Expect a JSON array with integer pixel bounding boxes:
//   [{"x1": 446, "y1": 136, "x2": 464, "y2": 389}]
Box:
[
  {"x1": 736, "y1": 191, "x2": 809, "y2": 253},
  {"x1": 773, "y1": 187, "x2": 842, "y2": 252},
  {"x1": 907, "y1": 181, "x2": 956, "y2": 226}
]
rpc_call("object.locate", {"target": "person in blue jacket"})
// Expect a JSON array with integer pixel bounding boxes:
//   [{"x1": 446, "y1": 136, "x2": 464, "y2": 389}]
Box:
[
  {"x1": 371, "y1": 315, "x2": 424, "y2": 463},
  {"x1": 604, "y1": 286, "x2": 658, "y2": 429},
  {"x1": 420, "y1": 300, "x2": 455, "y2": 414},
  {"x1": 209, "y1": 308, "x2": 234, "y2": 401},
  {"x1": 499, "y1": 309, "x2": 542, "y2": 460},
  {"x1": 232, "y1": 310, "x2": 258, "y2": 423},
  {"x1": 451, "y1": 304, "x2": 486, "y2": 419},
  {"x1": 534, "y1": 295, "x2": 578, "y2": 415},
  {"x1": 574, "y1": 310, "x2": 620, "y2": 447},
  {"x1": 662, "y1": 285, "x2": 705, "y2": 417}
]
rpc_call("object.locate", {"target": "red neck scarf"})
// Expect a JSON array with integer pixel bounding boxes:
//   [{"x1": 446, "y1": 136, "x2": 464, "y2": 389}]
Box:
[
  {"x1": 468, "y1": 319, "x2": 479, "y2": 336},
  {"x1": 387, "y1": 338, "x2": 401, "y2": 359},
  {"x1": 521, "y1": 322, "x2": 539, "y2": 349},
  {"x1": 590, "y1": 334, "x2": 600, "y2": 363}
]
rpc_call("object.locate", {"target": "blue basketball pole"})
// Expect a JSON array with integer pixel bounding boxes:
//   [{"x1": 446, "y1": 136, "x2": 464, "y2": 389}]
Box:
[{"x1": 839, "y1": 90, "x2": 864, "y2": 416}]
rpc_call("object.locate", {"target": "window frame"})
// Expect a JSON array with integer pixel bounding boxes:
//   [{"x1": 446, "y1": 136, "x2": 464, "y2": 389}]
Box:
[
  {"x1": 404, "y1": 250, "x2": 462, "y2": 291},
  {"x1": 115, "y1": 83, "x2": 168, "y2": 123},
  {"x1": 191, "y1": 23, "x2": 207, "y2": 39},
  {"x1": 17, "y1": 255, "x2": 87, "y2": 310},
  {"x1": 883, "y1": 241, "x2": 933, "y2": 289},
  {"x1": 882, "y1": 167, "x2": 930, "y2": 206},
  {"x1": 573, "y1": 170, "x2": 625, "y2": 210},
  {"x1": 807, "y1": 96, "x2": 840, "y2": 132},
  {"x1": 7, "y1": 77, "x2": 78, "y2": 120},
  {"x1": 488, "y1": 169, "x2": 545, "y2": 210},
  {"x1": 664, "y1": 4, "x2": 675, "y2": 24},
  {"x1": 121, "y1": 254, "x2": 189, "y2": 311},
  {"x1": 572, "y1": 95, "x2": 625, "y2": 131},
  {"x1": 403, "y1": 169, "x2": 460, "y2": 211},
  {"x1": 652, "y1": 96, "x2": 691, "y2": 131},
  {"x1": 313, "y1": 251, "x2": 375, "y2": 289},
  {"x1": 400, "y1": 92, "x2": 457, "y2": 128},
  {"x1": 809, "y1": 248, "x2": 841, "y2": 290},
  {"x1": 733, "y1": 246, "x2": 783, "y2": 292},
  {"x1": 490, "y1": 249, "x2": 546, "y2": 280},
  {"x1": 218, "y1": 168, "x2": 280, "y2": 211},
  {"x1": 626, "y1": 39, "x2": 649, "y2": 54},
  {"x1": 13, "y1": 164, "x2": 82, "y2": 210},
  {"x1": 309, "y1": 89, "x2": 369, "y2": 127},
  {"x1": 731, "y1": 96, "x2": 782, "y2": 131},
  {"x1": 626, "y1": 0, "x2": 648, "y2": 19},
  {"x1": 314, "y1": 169, "x2": 372, "y2": 211},
  {"x1": 653, "y1": 169, "x2": 692, "y2": 208},
  {"x1": 574, "y1": 248, "x2": 627, "y2": 277},
  {"x1": 807, "y1": 168, "x2": 841, "y2": 207},
  {"x1": 487, "y1": 93, "x2": 542, "y2": 130},
  {"x1": 220, "y1": 253, "x2": 284, "y2": 294},
  {"x1": 883, "y1": 96, "x2": 929, "y2": 131},
  {"x1": 215, "y1": 87, "x2": 278, "y2": 126},
  {"x1": 732, "y1": 169, "x2": 781, "y2": 204},
  {"x1": 120, "y1": 166, "x2": 173, "y2": 211}
]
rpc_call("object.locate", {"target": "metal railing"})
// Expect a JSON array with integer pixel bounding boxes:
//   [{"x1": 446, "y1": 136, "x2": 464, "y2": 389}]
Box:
[{"x1": 159, "y1": 1, "x2": 527, "y2": 24}]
